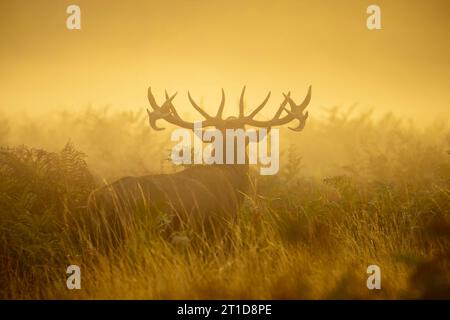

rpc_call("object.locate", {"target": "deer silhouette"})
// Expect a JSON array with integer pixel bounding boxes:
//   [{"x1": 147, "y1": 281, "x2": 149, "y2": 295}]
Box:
[{"x1": 85, "y1": 86, "x2": 311, "y2": 243}]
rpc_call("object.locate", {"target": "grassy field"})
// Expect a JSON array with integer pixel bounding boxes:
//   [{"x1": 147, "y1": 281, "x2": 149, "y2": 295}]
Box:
[{"x1": 0, "y1": 107, "x2": 448, "y2": 299}]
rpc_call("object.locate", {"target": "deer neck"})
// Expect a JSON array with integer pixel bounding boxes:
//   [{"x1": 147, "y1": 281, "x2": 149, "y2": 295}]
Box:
[{"x1": 221, "y1": 129, "x2": 250, "y2": 188}]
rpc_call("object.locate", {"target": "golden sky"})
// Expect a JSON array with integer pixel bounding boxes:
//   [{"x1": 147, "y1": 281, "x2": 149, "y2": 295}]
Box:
[{"x1": 1, "y1": 0, "x2": 449, "y2": 123}]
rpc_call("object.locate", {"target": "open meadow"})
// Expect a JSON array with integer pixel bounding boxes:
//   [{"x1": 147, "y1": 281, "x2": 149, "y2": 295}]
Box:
[{"x1": 0, "y1": 106, "x2": 448, "y2": 299}]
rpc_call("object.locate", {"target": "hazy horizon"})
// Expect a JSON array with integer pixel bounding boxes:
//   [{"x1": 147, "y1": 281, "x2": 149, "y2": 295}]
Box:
[{"x1": 1, "y1": 0, "x2": 449, "y2": 124}]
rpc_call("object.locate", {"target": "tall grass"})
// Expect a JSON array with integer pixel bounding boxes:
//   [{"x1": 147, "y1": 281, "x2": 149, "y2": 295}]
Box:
[{"x1": 0, "y1": 107, "x2": 448, "y2": 299}]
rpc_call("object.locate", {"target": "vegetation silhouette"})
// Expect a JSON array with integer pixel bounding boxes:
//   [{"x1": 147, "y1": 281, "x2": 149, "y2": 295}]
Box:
[{"x1": 0, "y1": 105, "x2": 448, "y2": 299}]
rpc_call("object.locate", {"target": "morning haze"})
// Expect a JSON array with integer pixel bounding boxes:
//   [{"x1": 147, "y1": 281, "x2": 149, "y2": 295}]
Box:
[{"x1": 0, "y1": 0, "x2": 449, "y2": 123}]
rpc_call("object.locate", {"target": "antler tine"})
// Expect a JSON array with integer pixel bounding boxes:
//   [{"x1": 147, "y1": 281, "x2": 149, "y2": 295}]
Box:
[
  {"x1": 147, "y1": 87, "x2": 161, "y2": 110},
  {"x1": 272, "y1": 92, "x2": 291, "y2": 120},
  {"x1": 216, "y1": 88, "x2": 225, "y2": 119},
  {"x1": 163, "y1": 90, "x2": 181, "y2": 119},
  {"x1": 247, "y1": 91, "x2": 271, "y2": 119},
  {"x1": 146, "y1": 90, "x2": 177, "y2": 131},
  {"x1": 147, "y1": 108, "x2": 165, "y2": 131},
  {"x1": 187, "y1": 91, "x2": 212, "y2": 119},
  {"x1": 239, "y1": 86, "x2": 246, "y2": 118},
  {"x1": 282, "y1": 86, "x2": 311, "y2": 131},
  {"x1": 281, "y1": 86, "x2": 311, "y2": 117},
  {"x1": 296, "y1": 85, "x2": 312, "y2": 112},
  {"x1": 284, "y1": 108, "x2": 309, "y2": 131}
]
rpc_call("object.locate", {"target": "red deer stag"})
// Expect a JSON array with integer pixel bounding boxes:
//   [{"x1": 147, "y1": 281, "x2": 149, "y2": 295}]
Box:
[{"x1": 86, "y1": 86, "x2": 311, "y2": 242}]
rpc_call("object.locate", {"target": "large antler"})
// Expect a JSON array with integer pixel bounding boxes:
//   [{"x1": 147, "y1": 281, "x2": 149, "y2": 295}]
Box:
[
  {"x1": 237, "y1": 86, "x2": 311, "y2": 131},
  {"x1": 147, "y1": 86, "x2": 311, "y2": 131},
  {"x1": 147, "y1": 87, "x2": 224, "y2": 130}
]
